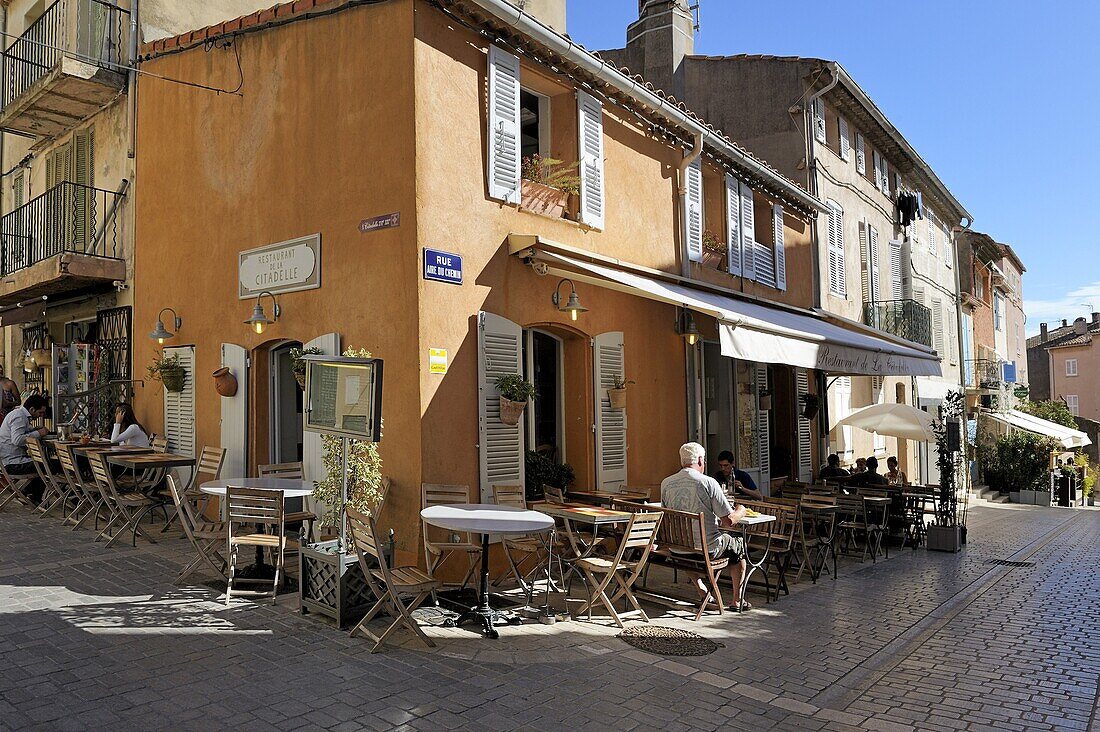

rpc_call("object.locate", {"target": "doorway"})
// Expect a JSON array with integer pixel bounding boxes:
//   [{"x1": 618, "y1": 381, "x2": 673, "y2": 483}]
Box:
[{"x1": 269, "y1": 341, "x2": 304, "y2": 465}]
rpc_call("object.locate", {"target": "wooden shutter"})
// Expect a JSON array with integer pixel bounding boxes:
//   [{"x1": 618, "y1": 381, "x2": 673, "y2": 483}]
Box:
[
  {"x1": 593, "y1": 332, "x2": 627, "y2": 491},
  {"x1": 838, "y1": 117, "x2": 850, "y2": 161},
  {"x1": 889, "y1": 240, "x2": 904, "y2": 300},
  {"x1": 835, "y1": 376, "x2": 853, "y2": 457},
  {"x1": 880, "y1": 159, "x2": 890, "y2": 195},
  {"x1": 868, "y1": 225, "x2": 881, "y2": 302},
  {"x1": 772, "y1": 203, "x2": 787, "y2": 291},
  {"x1": 813, "y1": 98, "x2": 826, "y2": 143},
  {"x1": 754, "y1": 227, "x2": 775, "y2": 288},
  {"x1": 927, "y1": 212, "x2": 937, "y2": 255},
  {"x1": 487, "y1": 46, "x2": 521, "y2": 204},
  {"x1": 913, "y1": 285, "x2": 925, "y2": 306},
  {"x1": 12, "y1": 172, "x2": 24, "y2": 210},
  {"x1": 684, "y1": 156, "x2": 703, "y2": 263},
  {"x1": 901, "y1": 239, "x2": 913, "y2": 299},
  {"x1": 739, "y1": 179, "x2": 755, "y2": 281},
  {"x1": 73, "y1": 127, "x2": 94, "y2": 250},
  {"x1": 300, "y1": 332, "x2": 340, "y2": 521},
  {"x1": 859, "y1": 221, "x2": 870, "y2": 302},
  {"x1": 755, "y1": 364, "x2": 770, "y2": 489},
  {"x1": 872, "y1": 150, "x2": 882, "y2": 191},
  {"x1": 724, "y1": 174, "x2": 742, "y2": 276},
  {"x1": 219, "y1": 343, "x2": 249, "y2": 481},
  {"x1": 478, "y1": 312, "x2": 525, "y2": 502},
  {"x1": 855, "y1": 133, "x2": 866, "y2": 174},
  {"x1": 795, "y1": 368, "x2": 812, "y2": 482},
  {"x1": 163, "y1": 345, "x2": 195, "y2": 458},
  {"x1": 932, "y1": 299, "x2": 944, "y2": 356},
  {"x1": 827, "y1": 201, "x2": 845, "y2": 296},
  {"x1": 577, "y1": 91, "x2": 605, "y2": 229}
]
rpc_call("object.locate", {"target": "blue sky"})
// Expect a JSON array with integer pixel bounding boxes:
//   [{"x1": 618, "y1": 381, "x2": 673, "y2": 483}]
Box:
[{"x1": 565, "y1": 1, "x2": 1097, "y2": 334}]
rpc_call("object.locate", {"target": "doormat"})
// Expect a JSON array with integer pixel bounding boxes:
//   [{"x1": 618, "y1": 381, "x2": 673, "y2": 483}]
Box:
[{"x1": 617, "y1": 625, "x2": 722, "y2": 657}]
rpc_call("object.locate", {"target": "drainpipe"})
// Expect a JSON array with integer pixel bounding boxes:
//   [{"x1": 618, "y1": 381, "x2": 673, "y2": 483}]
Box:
[
  {"x1": 127, "y1": 0, "x2": 139, "y2": 160},
  {"x1": 952, "y1": 215, "x2": 973, "y2": 499},
  {"x1": 677, "y1": 133, "x2": 703, "y2": 278}
]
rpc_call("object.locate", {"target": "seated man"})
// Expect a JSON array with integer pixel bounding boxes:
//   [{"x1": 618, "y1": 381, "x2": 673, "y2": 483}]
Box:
[
  {"x1": 847, "y1": 455, "x2": 890, "y2": 488},
  {"x1": 818, "y1": 453, "x2": 850, "y2": 480},
  {"x1": 662, "y1": 443, "x2": 752, "y2": 610},
  {"x1": 0, "y1": 394, "x2": 50, "y2": 504},
  {"x1": 711, "y1": 450, "x2": 763, "y2": 500}
]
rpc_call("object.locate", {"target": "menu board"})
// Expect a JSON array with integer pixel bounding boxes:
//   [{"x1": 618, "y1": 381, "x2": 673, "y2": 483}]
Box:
[{"x1": 303, "y1": 356, "x2": 384, "y2": 441}]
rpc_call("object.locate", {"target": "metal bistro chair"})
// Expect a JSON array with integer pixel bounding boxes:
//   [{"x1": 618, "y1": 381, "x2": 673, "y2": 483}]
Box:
[
  {"x1": 89, "y1": 453, "x2": 165, "y2": 547},
  {"x1": 166, "y1": 475, "x2": 227, "y2": 585},
  {"x1": 346, "y1": 507, "x2": 440, "y2": 653},
  {"x1": 421, "y1": 483, "x2": 482, "y2": 591},
  {"x1": 225, "y1": 486, "x2": 287, "y2": 604},
  {"x1": 575, "y1": 511, "x2": 662, "y2": 628}
]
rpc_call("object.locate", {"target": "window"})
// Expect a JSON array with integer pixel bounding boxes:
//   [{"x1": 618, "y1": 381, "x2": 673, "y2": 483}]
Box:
[
  {"x1": 993, "y1": 292, "x2": 1004, "y2": 331},
  {"x1": 827, "y1": 200, "x2": 846, "y2": 297},
  {"x1": 855, "y1": 133, "x2": 866, "y2": 175},
  {"x1": 519, "y1": 89, "x2": 549, "y2": 160},
  {"x1": 975, "y1": 274, "x2": 985, "y2": 300},
  {"x1": 1067, "y1": 359, "x2": 1078, "y2": 377},
  {"x1": 1067, "y1": 395, "x2": 1079, "y2": 416},
  {"x1": 838, "y1": 116, "x2": 850, "y2": 160},
  {"x1": 813, "y1": 98, "x2": 826, "y2": 143}
]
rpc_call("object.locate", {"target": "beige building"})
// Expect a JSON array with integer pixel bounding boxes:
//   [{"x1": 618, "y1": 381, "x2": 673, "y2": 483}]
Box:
[{"x1": 1029, "y1": 314, "x2": 1100, "y2": 422}]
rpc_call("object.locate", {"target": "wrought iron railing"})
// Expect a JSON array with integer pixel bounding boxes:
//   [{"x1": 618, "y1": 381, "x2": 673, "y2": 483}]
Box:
[
  {"x1": 862, "y1": 299, "x2": 933, "y2": 349},
  {"x1": 1, "y1": 0, "x2": 128, "y2": 112},
  {"x1": 965, "y1": 359, "x2": 1003, "y2": 389},
  {"x1": 55, "y1": 379, "x2": 138, "y2": 436},
  {"x1": 0, "y1": 181, "x2": 122, "y2": 276}
]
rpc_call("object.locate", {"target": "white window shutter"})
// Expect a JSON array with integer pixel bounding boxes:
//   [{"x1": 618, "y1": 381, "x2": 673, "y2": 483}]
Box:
[
  {"x1": 932, "y1": 299, "x2": 944, "y2": 357},
  {"x1": 859, "y1": 220, "x2": 870, "y2": 303},
  {"x1": 724, "y1": 175, "x2": 742, "y2": 277},
  {"x1": 949, "y1": 316, "x2": 958, "y2": 364},
  {"x1": 163, "y1": 345, "x2": 195, "y2": 458},
  {"x1": 914, "y1": 285, "x2": 925, "y2": 306},
  {"x1": 838, "y1": 117, "x2": 850, "y2": 161},
  {"x1": 928, "y1": 213, "x2": 937, "y2": 255},
  {"x1": 795, "y1": 368, "x2": 813, "y2": 482},
  {"x1": 813, "y1": 98, "x2": 826, "y2": 143},
  {"x1": 739, "y1": 179, "x2": 756, "y2": 281},
  {"x1": 754, "y1": 231, "x2": 775, "y2": 288},
  {"x1": 478, "y1": 312, "x2": 525, "y2": 502},
  {"x1": 755, "y1": 363, "x2": 770, "y2": 488},
  {"x1": 855, "y1": 133, "x2": 866, "y2": 174},
  {"x1": 772, "y1": 203, "x2": 786, "y2": 291},
  {"x1": 684, "y1": 156, "x2": 703, "y2": 263},
  {"x1": 872, "y1": 150, "x2": 883, "y2": 191},
  {"x1": 577, "y1": 91, "x2": 605, "y2": 229},
  {"x1": 827, "y1": 201, "x2": 846, "y2": 297},
  {"x1": 302, "y1": 332, "x2": 340, "y2": 498},
  {"x1": 879, "y1": 157, "x2": 890, "y2": 195},
  {"x1": 486, "y1": 46, "x2": 521, "y2": 204},
  {"x1": 869, "y1": 225, "x2": 881, "y2": 302},
  {"x1": 593, "y1": 332, "x2": 627, "y2": 491},
  {"x1": 219, "y1": 343, "x2": 249, "y2": 480},
  {"x1": 889, "y1": 240, "x2": 904, "y2": 300}
]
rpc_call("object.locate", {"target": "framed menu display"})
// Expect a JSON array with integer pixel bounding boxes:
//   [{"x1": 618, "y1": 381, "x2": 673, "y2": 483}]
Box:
[{"x1": 302, "y1": 355, "x2": 384, "y2": 441}]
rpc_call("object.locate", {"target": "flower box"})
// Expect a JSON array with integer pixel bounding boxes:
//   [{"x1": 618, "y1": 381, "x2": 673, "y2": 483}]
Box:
[
  {"x1": 926, "y1": 525, "x2": 961, "y2": 553},
  {"x1": 521, "y1": 179, "x2": 569, "y2": 219}
]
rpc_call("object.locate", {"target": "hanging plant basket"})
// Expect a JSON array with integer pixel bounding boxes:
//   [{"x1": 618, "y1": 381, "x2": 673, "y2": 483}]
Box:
[
  {"x1": 161, "y1": 366, "x2": 186, "y2": 393},
  {"x1": 608, "y1": 387, "x2": 627, "y2": 410},
  {"x1": 499, "y1": 396, "x2": 527, "y2": 426},
  {"x1": 212, "y1": 367, "x2": 238, "y2": 397},
  {"x1": 294, "y1": 372, "x2": 306, "y2": 390}
]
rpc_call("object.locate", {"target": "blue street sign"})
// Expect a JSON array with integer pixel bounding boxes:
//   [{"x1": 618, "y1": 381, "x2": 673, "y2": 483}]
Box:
[{"x1": 423, "y1": 248, "x2": 463, "y2": 285}]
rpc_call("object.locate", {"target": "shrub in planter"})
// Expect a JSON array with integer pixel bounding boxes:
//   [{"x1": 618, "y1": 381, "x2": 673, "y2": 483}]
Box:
[
  {"x1": 979, "y1": 430, "x2": 1059, "y2": 497},
  {"x1": 495, "y1": 373, "x2": 535, "y2": 425},
  {"x1": 524, "y1": 450, "x2": 575, "y2": 502}
]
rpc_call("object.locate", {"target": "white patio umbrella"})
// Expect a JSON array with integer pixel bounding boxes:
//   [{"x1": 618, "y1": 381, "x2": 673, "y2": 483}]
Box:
[{"x1": 833, "y1": 403, "x2": 938, "y2": 442}]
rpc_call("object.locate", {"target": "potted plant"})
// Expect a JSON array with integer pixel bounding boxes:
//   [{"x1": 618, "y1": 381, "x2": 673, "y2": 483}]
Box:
[
  {"x1": 524, "y1": 450, "x2": 576, "y2": 502},
  {"x1": 520, "y1": 155, "x2": 580, "y2": 219},
  {"x1": 701, "y1": 230, "x2": 726, "y2": 269},
  {"x1": 495, "y1": 373, "x2": 534, "y2": 425},
  {"x1": 289, "y1": 346, "x2": 324, "y2": 390},
  {"x1": 1076, "y1": 453, "x2": 1095, "y2": 507},
  {"x1": 147, "y1": 351, "x2": 186, "y2": 393},
  {"x1": 607, "y1": 377, "x2": 634, "y2": 409}
]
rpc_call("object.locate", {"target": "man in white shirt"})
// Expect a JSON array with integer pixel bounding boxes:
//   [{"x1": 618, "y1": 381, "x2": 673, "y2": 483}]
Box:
[
  {"x1": 661, "y1": 442, "x2": 751, "y2": 610},
  {"x1": 0, "y1": 394, "x2": 49, "y2": 503}
]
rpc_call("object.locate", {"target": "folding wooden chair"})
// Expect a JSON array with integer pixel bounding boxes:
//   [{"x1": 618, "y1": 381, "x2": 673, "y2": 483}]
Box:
[
  {"x1": 645, "y1": 505, "x2": 728, "y2": 621},
  {"x1": 55, "y1": 443, "x2": 100, "y2": 531},
  {"x1": 543, "y1": 485, "x2": 567, "y2": 504},
  {"x1": 27, "y1": 439, "x2": 70, "y2": 519},
  {"x1": 161, "y1": 445, "x2": 226, "y2": 532},
  {"x1": 346, "y1": 507, "x2": 440, "y2": 652},
  {"x1": 257, "y1": 461, "x2": 317, "y2": 543},
  {"x1": 167, "y1": 475, "x2": 227, "y2": 584},
  {"x1": 421, "y1": 483, "x2": 481, "y2": 591},
  {"x1": 226, "y1": 486, "x2": 287, "y2": 604},
  {"x1": 89, "y1": 453, "x2": 164, "y2": 548},
  {"x1": 492, "y1": 484, "x2": 554, "y2": 604},
  {"x1": 0, "y1": 460, "x2": 34, "y2": 510},
  {"x1": 575, "y1": 511, "x2": 662, "y2": 628}
]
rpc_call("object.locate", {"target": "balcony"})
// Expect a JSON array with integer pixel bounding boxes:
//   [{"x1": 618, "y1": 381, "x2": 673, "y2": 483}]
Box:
[
  {"x1": 862, "y1": 299, "x2": 932, "y2": 349},
  {"x1": 965, "y1": 359, "x2": 1005, "y2": 391},
  {"x1": 1, "y1": 0, "x2": 128, "y2": 140},
  {"x1": 0, "y1": 181, "x2": 126, "y2": 307}
]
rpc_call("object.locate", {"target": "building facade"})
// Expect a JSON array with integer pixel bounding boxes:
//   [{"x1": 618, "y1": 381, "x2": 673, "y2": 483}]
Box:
[{"x1": 1028, "y1": 314, "x2": 1100, "y2": 422}]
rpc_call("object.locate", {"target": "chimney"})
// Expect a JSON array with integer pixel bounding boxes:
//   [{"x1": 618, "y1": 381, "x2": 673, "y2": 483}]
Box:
[
  {"x1": 504, "y1": 0, "x2": 566, "y2": 34},
  {"x1": 1093, "y1": 312, "x2": 1100, "y2": 325},
  {"x1": 623, "y1": 0, "x2": 695, "y2": 98},
  {"x1": 1062, "y1": 319, "x2": 1069, "y2": 327},
  {"x1": 1075, "y1": 317, "x2": 1087, "y2": 335},
  {"x1": 1040, "y1": 323, "x2": 1048, "y2": 342}
]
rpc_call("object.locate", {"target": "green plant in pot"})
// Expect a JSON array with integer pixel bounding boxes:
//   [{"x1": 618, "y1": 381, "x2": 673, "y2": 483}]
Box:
[
  {"x1": 520, "y1": 155, "x2": 581, "y2": 218},
  {"x1": 607, "y1": 376, "x2": 635, "y2": 410},
  {"x1": 495, "y1": 373, "x2": 535, "y2": 426},
  {"x1": 289, "y1": 346, "x2": 324, "y2": 390},
  {"x1": 147, "y1": 351, "x2": 185, "y2": 393},
  {"x1": 524, "y1": 450, "x2": 575, "y2": 502},
  {"x1": 701, "y1": 229, "x2": 726, "y2": 269}
]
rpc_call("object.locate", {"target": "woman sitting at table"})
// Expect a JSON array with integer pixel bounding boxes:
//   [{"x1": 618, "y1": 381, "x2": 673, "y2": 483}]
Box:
[
  {"x1": 111, "y1": 403, "x2": 151, "y2": 448},
  {"x1": 885, "y1": 456, "x2": 907, "y2": 486}
]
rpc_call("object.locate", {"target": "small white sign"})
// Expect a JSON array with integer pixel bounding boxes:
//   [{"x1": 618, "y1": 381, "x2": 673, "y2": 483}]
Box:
[{"x1": 239, "y1": 234, "x2": 321, "y2": 299}]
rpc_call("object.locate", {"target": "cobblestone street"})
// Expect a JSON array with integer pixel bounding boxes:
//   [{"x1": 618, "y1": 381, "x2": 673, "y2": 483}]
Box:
[{"x1": 1, "y1": 502, "x2": 1098, "y2": 731}]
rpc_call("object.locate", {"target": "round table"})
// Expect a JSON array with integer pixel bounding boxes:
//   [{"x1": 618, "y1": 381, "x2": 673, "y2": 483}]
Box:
[{"x1": 420, "y1": 503, "x2": 553, "y2": 639}]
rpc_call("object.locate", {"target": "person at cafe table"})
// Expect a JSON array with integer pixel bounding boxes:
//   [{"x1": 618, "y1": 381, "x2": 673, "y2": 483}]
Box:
[
  {"x1": 847, "y1": 455, "x2": 890, "y2": 488},
  {"x1": 0, "y1": 394, "x2": 50, "y2": 504},
  {"x1": 711, "y1": 450, "x2": 763, "y2": 500},
  {"x1": 662, "y1": 442, "x2": 752, "y2": 610},
  {"x1": 111, "y1": 403, "x2": 151, "y2": 448}
]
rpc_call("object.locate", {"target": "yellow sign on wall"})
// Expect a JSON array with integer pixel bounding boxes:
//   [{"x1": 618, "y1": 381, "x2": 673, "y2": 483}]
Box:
[{"x1": 429, "y1": 348, "x2": 448, "y2": 374}]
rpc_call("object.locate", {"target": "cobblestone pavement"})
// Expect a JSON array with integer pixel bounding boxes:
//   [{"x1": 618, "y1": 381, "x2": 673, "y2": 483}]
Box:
[{"x1": 1, "y1": 501, "x2": 1098, "y2": 731}]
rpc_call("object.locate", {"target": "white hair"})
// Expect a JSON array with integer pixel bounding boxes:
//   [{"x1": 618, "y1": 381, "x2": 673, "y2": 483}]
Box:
[{"x1": 679, "y1": 442, "x2": 706, "y2": 467}]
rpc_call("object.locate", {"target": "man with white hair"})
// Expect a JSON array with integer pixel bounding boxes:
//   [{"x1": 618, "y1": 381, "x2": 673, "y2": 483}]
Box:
[{"x1": 660, "y1": 442, "x2": 751, "y2": 610}]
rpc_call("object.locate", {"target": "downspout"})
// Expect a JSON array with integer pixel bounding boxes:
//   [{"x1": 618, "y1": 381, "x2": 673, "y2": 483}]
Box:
[
  {"x1": 127, "y1": 0, "x2": 138, "y2": 159},
  {"x1": 1, "y1": 2, "x2": 8, "y2": 378},
  {"x1": 952, "y1": 216, "x2": 973, "y2": 498},
  {"x1": 677, "y1": 133, "x2": 703, "y2": 278}
]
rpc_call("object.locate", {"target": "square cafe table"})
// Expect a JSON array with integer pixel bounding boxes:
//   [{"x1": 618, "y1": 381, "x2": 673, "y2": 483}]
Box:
[{"x1": 725, "y1": 513, "x2": 776, "y2": 613}]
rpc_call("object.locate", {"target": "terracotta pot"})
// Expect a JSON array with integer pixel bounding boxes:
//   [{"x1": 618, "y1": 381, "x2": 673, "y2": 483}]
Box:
[
  {"x1": 499, "y1": 396, "x2": 527, "y2": 426},
  {"x1": 161, "y1": 366, "x2": 186, "y2": 393},
  {"x1": 294, "y1": 372, "x2": 306, "y2": 390},
  {"x1": 521, "y1": 179, "x2": 568, "y2": 219},
  {"x1": 608, "y1": 388, "x2": 627, "y2": 410},
  {"x1": 212, "y1": 367, "x2": 238, "y2": 397},
  {"x1": 701, "y1": 249, "x2": 725, "y2": 269}
]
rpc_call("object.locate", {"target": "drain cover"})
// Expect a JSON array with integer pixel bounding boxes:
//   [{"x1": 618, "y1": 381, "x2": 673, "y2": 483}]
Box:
[{"x1": 987, "y1": 559, "x2": 1035, "y2": 567}]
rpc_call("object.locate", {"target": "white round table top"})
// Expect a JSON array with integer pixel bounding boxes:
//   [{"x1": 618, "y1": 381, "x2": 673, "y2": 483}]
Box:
[
  {"x1": 200, "y1": 478, "x2": 314, "y2": 498},
  {"x1": 421, "y1": 503, "x2": 554, "y2": 535}
]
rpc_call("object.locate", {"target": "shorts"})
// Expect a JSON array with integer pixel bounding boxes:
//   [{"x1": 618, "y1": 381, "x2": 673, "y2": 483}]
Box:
[{"x1": 710, "y1": 532, "x2": 746, "y2": 562}]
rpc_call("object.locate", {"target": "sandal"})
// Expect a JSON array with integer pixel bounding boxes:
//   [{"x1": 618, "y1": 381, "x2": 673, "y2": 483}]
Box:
[{"x1": 737, "y1": 600, "x2": 753, "y2": 611}]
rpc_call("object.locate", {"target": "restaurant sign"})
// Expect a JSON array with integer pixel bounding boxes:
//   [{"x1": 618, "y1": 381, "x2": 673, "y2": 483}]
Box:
[{"x1": 239, "y1": 234, "x2": 321, "y2": 299}]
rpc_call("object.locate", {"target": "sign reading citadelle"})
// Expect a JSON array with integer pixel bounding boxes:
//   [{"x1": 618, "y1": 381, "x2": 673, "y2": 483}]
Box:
[{"x1": 239, "y1": 234, "x2": 322, "y2": 299}]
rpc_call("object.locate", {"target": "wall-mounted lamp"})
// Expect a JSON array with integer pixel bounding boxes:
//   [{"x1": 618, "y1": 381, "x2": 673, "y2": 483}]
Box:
[
  {"x1": 244, "y1": 290, "x2": 280, "y2": 334},
  {"x1": 678, "y1": 308, "x2": 700, "y2": 346},
  {"x1": 149, "y1": 307, "x2": 182, "y2": 344},
  {"x1": 552, "y1": 278, "x2": 587, "y2": 321}
]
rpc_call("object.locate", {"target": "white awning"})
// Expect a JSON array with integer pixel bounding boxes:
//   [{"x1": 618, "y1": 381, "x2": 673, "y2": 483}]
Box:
[
  {"x1": 535, "y1": 250, "x2": 941, "y2": 377},
  {"x1": 984, "y1": 410, "x2": 1092, "y2": 449}
]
